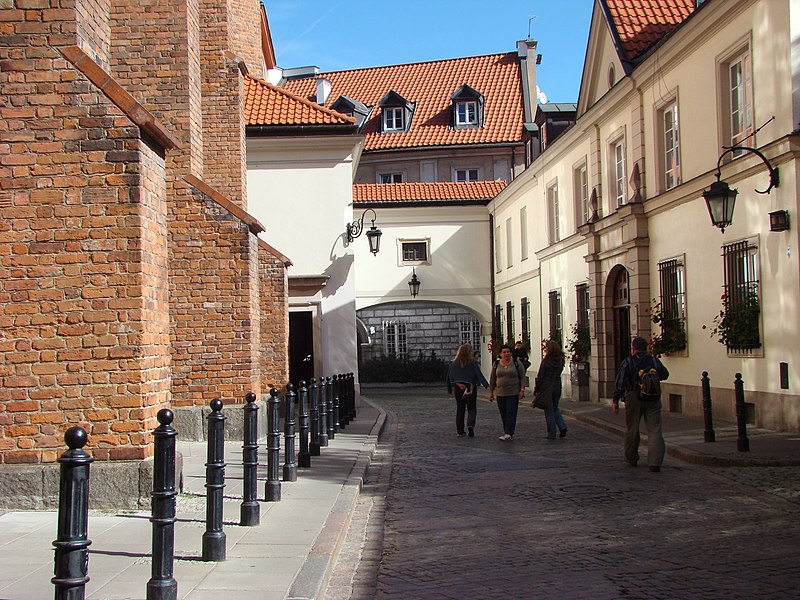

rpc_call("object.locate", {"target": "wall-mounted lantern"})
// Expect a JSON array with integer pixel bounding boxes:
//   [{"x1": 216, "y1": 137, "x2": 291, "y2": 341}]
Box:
[
  {"x1": 345, "y1": 208, "x2": 382, "y2": 255},
  {"x1": 408, "y1": 267, "x2": 421, "y2": 298}
]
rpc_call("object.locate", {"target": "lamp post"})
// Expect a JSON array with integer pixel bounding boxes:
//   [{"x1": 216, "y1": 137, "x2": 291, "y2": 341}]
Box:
[
  {"x1": 408, "y1": 267, "x2": 421, "y2": 298},
  {"x1": 702, "y1": 145, "x2": 780, "y2": 233},
  {"x1": 346, "y1": 208, "x2": 382, "y2": 254}
]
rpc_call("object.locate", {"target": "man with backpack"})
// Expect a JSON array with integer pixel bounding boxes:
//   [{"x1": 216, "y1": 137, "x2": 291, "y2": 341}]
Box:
[{"x1": 612, "y1": 336, "x2": 670, "y2": 472}]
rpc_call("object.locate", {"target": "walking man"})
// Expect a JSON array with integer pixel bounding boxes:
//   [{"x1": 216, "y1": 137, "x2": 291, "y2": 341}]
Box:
[{"x1": 612, "y1": 336, "x2": 669, "y2": 472}]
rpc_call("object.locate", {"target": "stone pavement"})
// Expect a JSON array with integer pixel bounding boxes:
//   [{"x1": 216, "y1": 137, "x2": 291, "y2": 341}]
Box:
[
  {"x1": 1, "y1": 387, "x2": 799, "y2": 600},
  {"x1": 351, "y1": 387, "x2": 800, "y2": 600}
]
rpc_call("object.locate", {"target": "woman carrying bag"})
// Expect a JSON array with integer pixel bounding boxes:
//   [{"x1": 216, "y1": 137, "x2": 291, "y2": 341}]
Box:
[
  {"x1": 533, "y1": 339, "x2": 568, "y2": 440},
  {"x1": 489, "y1": 345, "x2": 526, "y2": 441},
  {"x1": 447, "y1": 344, "x2": 490, "y2": 437}
]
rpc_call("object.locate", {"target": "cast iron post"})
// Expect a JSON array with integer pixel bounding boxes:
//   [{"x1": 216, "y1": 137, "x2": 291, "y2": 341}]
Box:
[
  {"x1": 309, "y1": 378, "x2": 321, "y2": 455},
  {"x1": 265, "y1": 388, "x2": 282, "y2": 501},
  {"x1": 734, "y1": 373, "x2": 750, "y2": 452},
  {"x1": 348, "y1": 372, "x2": 357, "y2": 420},
  {"x1": 318, "y1": 378, "x2": 329, "y2": 447},
  {"x1": 240, "y1": 392, "x2": 260, "y2": 526},
  {"x1": 333, "y1": 374, "x2": 341, "y2": 433},
  {"x1": 52, "y1": 426, "x2": 93, "y2": 600},
  {"x1": 701, "y1": 372, "x2": 716, "y2": 443},
  {"x1": 146, "y1": 409, "x2": 178, "y2": 600},
  {"x1": 325, "y1": 376, "x2": 335, "y2": 440},
  {"x1": 202, "y1": 399, "x2": 226, "y2": 561},
  {"x1": 283, "y1": 383, "x2": 297, "y2": 482},
  {"x1": 297, "y1": 380, "x2": 311, "y2": 468}
]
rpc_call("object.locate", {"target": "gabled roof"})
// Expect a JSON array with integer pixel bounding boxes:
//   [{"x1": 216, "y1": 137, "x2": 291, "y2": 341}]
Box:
[
  {"x1": 281, "y1": 53, "x2": 524, "y2": 152},
  {"x1": 602, "y1": 0, "x2": 695, "y2": 64},
  {"x1": 244, "y1": 74, "x2": 355, "y2": 127},
  {"x1": 353, "y1": 181, "x2": 506, "y2": 205}
]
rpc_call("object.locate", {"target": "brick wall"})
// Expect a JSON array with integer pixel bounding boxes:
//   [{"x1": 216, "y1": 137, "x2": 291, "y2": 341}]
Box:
[{"x1": 259, "y1": 241, "x2": 289, "y2": 390}]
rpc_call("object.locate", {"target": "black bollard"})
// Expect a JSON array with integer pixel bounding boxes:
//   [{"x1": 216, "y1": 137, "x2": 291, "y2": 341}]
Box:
[
  {"x1": 265, "y1": 388, "x2": 282, "y2": 501},
  {"x1": 338, "y1": 374, "x2": 348, "y2": 427},
  {"x1": 146, "y1": 409, "x2": 178, "y2": 600},
  {"x1": 348, "y1": 372, "x2": 357, "y2": 421},
  {"x1": 283, "y1": 383, "x2": 298, "y2": 482},
  {"x1": 344, "y1": 372, "x2": 354, "y2": 424},
  {"x1": 52, "y1": 426, "x2": 93, "y2": 600},
  {"x1": 298, "y1": 381, "x2": 311, "y2": 468},
  {"x1": 309, "y1": 378, "x2": 321, "y2": 455},
  {"x1": 240, "y1": 392, "x2": 260, "y2": 526},
  {"x1": 325, "y1": 376, "x2": 335, "y2": 441},
  {"x1": 734, "y1": 373, "x2": 750, "y2": 452},
  {"x1": 333, "y1": 374, "x2": 341, "y2": 434},
  {"x1": 202, "y1": 399, "x2": 226, "y2": 562},
  {"x1": 318, "y1": 378, "x2": 329, "y2": 447},
  {"x1": 701, "y1": 372, "x2": 716, "y2": 443}
]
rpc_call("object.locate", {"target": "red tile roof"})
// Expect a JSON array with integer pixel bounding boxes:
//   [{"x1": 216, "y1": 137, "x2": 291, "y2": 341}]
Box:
[
  {"x1": 244, "y1": 74, "x2": 355, "y2": 126},
  {"x1": 353, "y1": 181, "x2": 506, "y2": 204},
  {"x1": 604, "y1": 0, "x2": 695, "y2": 62},
  {"x1": 281, "y1": 53, "x2": 524, "y2": 152}
]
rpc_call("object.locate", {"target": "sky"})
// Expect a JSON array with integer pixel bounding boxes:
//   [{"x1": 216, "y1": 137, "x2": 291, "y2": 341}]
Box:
[{"x1": 264, "y1": 0, "x2": 595, "y2": 104}]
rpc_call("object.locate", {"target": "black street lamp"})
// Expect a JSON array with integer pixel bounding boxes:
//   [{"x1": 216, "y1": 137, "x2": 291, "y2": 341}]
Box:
[
  {"x1": 345, "y1": 208, "x2": 382, "y2": 255},
  {"x1": 408, "y1": 268, "x2": 421, "y2": 298},
  {"x1": 702, "y1": 145, "x2": 780, "y2": 233}
]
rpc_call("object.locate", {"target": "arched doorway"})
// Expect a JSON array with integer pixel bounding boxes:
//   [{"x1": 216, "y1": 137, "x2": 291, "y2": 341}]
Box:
[{"x1": 611, "y1": 267, "x2": 631, "y2": 372}]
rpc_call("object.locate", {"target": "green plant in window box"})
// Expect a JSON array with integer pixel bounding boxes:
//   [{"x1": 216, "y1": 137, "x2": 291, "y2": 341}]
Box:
[
  {"x1": 565, "y1": 323, "x2": 591, "y2": 363},
  {"x1": 707, "y1": 289, "x2": 761, "y2": 350},
  {"x1": 648, "y1": 300, "x2": 687, "y2": 356}
]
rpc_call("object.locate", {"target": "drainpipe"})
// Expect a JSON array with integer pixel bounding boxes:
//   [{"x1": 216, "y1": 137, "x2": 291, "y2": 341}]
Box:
[{"x1": 489, "y1": 213, "x2": 496, "y2": 344}]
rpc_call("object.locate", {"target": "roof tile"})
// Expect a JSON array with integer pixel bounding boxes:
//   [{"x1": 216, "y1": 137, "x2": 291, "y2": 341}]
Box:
[
  {"x1": 605, "y1": 0, "x2": 695, "y2": 61},
  {"x1": 244, "y1": 74, "x2": 355, "y2": 126},
  {"x1": 354, "y1": 181, "x2": 506, "y2": 204}
]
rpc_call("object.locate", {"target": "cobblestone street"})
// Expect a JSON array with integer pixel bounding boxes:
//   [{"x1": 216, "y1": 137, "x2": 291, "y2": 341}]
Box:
[{"x1": 329, "y1": 388, "x2": 800, "y2": 600}]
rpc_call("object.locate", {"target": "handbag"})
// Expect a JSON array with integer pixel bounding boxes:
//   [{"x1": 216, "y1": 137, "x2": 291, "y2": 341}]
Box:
[{"x1": 532, "y1": 384, "x2": 553, "y2": 410}]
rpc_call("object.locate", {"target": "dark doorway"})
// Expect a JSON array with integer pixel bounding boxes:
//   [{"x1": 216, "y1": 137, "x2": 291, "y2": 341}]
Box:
[
  {"x1": 611, "y1": 268, "x2": 631, "y2": 373},
  {"x1": 289, "y1": 311, "x2": 314, "y2": 386}
]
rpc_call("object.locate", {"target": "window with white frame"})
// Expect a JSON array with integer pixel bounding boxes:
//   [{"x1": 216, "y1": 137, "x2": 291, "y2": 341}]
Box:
[
  {"x1": 400, "y1": 240, "x2": 429, "y2": 263},
  {"x1": 547, "y1": 182, "x2": 560, "y2": 244},
  {"x1": 721, "y1": 240, "x2": 760, "y2": 351},
  {"x1": 506, "y1": 218, "x2": 513, "y2": 267},
  {"x1": 548, "y1": 290, "x2": 562, "y2": 346},
  {"x1": 657, "y1": 258, "x2": 687, "y2": 352},
  {"x1": 612, "y1": 139, "x2": 626, "y2": 207},
  {"x1": 725, "y1": 46, "x2": 753, "y2": 151},
  {"x1": 383, "y1": 320, "x2": 407, "y2": 358},
  {"x1": 506, "y1": 301, "x2": 515, "y2": 342},
  {"x1": 455, "y1": 101, "x2": 478, "y2": 126},
  {"x1": 460, "y1": 319, "x2": 481, "y2": 353},
  {"x1": 521, "y1": 297, "x2": 530, "y2": 344},
  {"x1": 659, "y1": 100, "x2": 681, "y2": 191},
  {"x1": 520, "y1": 206, "x2": 528, "y2": 261},
  {"x1": 379, "y1": 172, "x2": 403, "y2": 184},
  {"x1": 383, "y1": 107, "x2": 404, "y2": 132},
  {"x1": 454, "y1": 168, "x2": 479, "y2": 182},
  {"x1": 494, "y1": 304, "x2": 503, "y2": 341},
  {"x1": 574, "y1": 162, "x2": 588, "y2": 228},
  {"x1": 494, "y1": 224, "x2": 502, "y2": 272}
]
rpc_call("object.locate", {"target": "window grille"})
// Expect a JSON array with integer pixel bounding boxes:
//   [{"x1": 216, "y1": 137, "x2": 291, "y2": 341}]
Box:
[
  {"x1": 722, "y1": 241, "x2": 760, "y2": 350},
  {"x1": 383, "y1": 320, "x2": 407, "y2": 358},
  {"x1": 521, "y1": 297, "x2": 530, "y2": 344},
  {"x1": 506, "y1": 301, "x2": 514, "y2": 342},
  {"x1": 548, "y1": 290, "x2": 563, "y2": 346}
]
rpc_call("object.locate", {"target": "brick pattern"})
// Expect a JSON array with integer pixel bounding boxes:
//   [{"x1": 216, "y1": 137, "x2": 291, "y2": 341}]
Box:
[
  {"x1": 259, "y1": 242, "x2": 289, "y2": 391},
  {"x1": 76, "y1": 0, "x2": 111, "y2": 68}
]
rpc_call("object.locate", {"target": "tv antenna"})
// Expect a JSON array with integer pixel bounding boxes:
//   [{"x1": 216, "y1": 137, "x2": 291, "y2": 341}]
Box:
[{"x1": 528, "y1": 15, "x2": 537, "y2": 39}]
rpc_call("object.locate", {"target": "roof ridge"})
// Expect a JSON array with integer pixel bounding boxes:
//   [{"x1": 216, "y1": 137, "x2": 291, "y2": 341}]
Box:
[
  {"x1": 314, "y1": 51, "x2": 515, "y2": 78},
  {"x1": 245, "y1": 74, "x2": 355, "y2": 124}
]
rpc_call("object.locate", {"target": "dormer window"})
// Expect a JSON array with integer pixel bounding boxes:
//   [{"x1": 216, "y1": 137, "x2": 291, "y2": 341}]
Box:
[
  {"x1": 379, "y1": 90, "x2": 415, "y2": 133},
  {"x1": 330, "y1": 95, "x2": 371, "y2": 128},
  {"x1": 450, "y1": 84, "x2": 484, "y2": 129}
]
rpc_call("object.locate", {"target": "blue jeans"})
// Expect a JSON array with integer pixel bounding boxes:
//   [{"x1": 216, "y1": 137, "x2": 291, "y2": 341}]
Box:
[
  {"x1": 544, "y1": 386, "x2": 567, "y2": 438},
  {"x1": 496, "y1": 395, "x2": 519, "y2": 435}
]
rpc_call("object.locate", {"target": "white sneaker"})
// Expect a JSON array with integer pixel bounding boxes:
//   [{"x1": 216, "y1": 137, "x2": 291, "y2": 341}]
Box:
[{"x1": 499, "y1": 434, "x2": 511, "y2": 441}]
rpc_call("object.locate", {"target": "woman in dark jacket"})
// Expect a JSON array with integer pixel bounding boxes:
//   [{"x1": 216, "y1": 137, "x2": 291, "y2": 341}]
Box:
[
  {"x1": 534, "y1": 339, "x2": 568, "y2": 439},
  {"x1": 447, "y1": 344, "x2": 490, "y2": 437}
]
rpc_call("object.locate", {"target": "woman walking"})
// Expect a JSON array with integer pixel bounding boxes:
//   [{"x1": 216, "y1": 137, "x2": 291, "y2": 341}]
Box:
[
  {"x1": 447, "y1": 344, "x2": 489, "y2": 437},
  {"x1": 489, "y1": 345, "x2": 526, "y2": 441},
  {"x1": 534, "y1": 339, "x2": 568, "y2": 440}
]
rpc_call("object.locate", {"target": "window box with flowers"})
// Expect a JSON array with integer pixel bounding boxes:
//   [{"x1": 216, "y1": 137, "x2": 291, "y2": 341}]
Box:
[
  {"x1": 648, "y1": 300, "x2": 687, "y2": 356},
  {"x1": 708, "y1": 288, "x2": 761, "y2": 351},
  {"x1": 566, "y1": 323, "x2": 591, "y2": 397}
]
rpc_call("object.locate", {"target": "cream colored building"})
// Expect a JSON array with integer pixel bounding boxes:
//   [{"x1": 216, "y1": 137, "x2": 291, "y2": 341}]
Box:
[{"x1": 489, "y1": 0, "x2": 800, "y2": 431}]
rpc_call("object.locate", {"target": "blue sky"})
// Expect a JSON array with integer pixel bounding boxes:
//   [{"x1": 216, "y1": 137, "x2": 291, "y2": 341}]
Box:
[{"x1": 264, "y1": 0, "x2": 595, "y2": 103}]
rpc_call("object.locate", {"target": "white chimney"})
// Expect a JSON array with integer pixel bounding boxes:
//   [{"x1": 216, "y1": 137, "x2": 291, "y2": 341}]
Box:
[{"x1": 316, "y1": 77, "x2": 332, "y2": 105}]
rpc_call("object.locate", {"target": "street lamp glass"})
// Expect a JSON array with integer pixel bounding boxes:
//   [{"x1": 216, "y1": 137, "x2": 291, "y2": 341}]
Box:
[
  {"x1": 703, "y1": 180, "x2": 738, "y2": 232},
  {"x1": 366, "y1": 225, "x2": 382, "y2": 255}
]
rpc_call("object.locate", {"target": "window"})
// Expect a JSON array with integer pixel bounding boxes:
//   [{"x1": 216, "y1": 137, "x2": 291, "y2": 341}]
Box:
[
  {"x1": 494, "y1": 224, "x2": 502, "y2": 272},
  {"x1": 521, "y1": 297, "x2": 531, "y2": 344},
  {"x1": 456, "y1": 101, "x2": 478, "y2": 126},
  {"x1": 454, "y1": 168, "x2": 479, "y2": 182},
  {"x1": 506, "y1": 218, "x2": 513, "y2": 267},
  {"x1": 520, "y1": 206, "x2": 528, "y2": 261},
  {"x1": 494, "y1": 304, "x2": 503, "y2": 341},
  {"x1": 657, "y1": 258, "x2": 687, "y2": 352},
  {"x1": 379, "y1": 172, "x2": 403, "y2": 184},
  {"x1": 401, "y1": 240, "x2": 428, "y2": 263},
  {"x1": 548, "y1": 290, "x2": 562, "y2": 346},
  {"x1": 547, "y1": 182, "x2": 560, "y2": 243},
  {"x1": 721, "y1": 240, "x2": 761, "y2": 351},
  {"x1": 383, "y1": 107, "x2": 404, "y2": 132},
  {"x1": 612, "y1": 140, "x2": 626, "y2": 206},
  {"x1": 383, "y1": 320, "x2": 407, "y2": 358},
  {"x1": 659, "y1": 101, "x2": 681, "y2": 191},
  {"x1": 506, "y1": 301, "x2": 514, "y2": 342},
  {"x1": 460, "y1": 319, "x2": 481, "y2": 354},
  {"x1": 726, "y1": 47, "x2": 753, "y2": 150},
  {"x1": 576, "y1": 283, "x2": 590, "y2": 328},
  {"x1": 574, "y1": 163, "x2": 588, "y2": 228}
]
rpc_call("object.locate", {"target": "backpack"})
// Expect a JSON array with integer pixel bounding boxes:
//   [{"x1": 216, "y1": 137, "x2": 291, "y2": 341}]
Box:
[{"x1": 630, "y1": 356, "x2": 661, "y2": 400}]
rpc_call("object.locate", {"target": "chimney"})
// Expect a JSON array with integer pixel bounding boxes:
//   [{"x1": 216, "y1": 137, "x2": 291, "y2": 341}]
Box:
[
  {"x1": 517, "y1": 39, "x2": 539, "y2": 124},
  {"x1": 316, "y1": 77, "x2": 332, "y2": 105}
]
